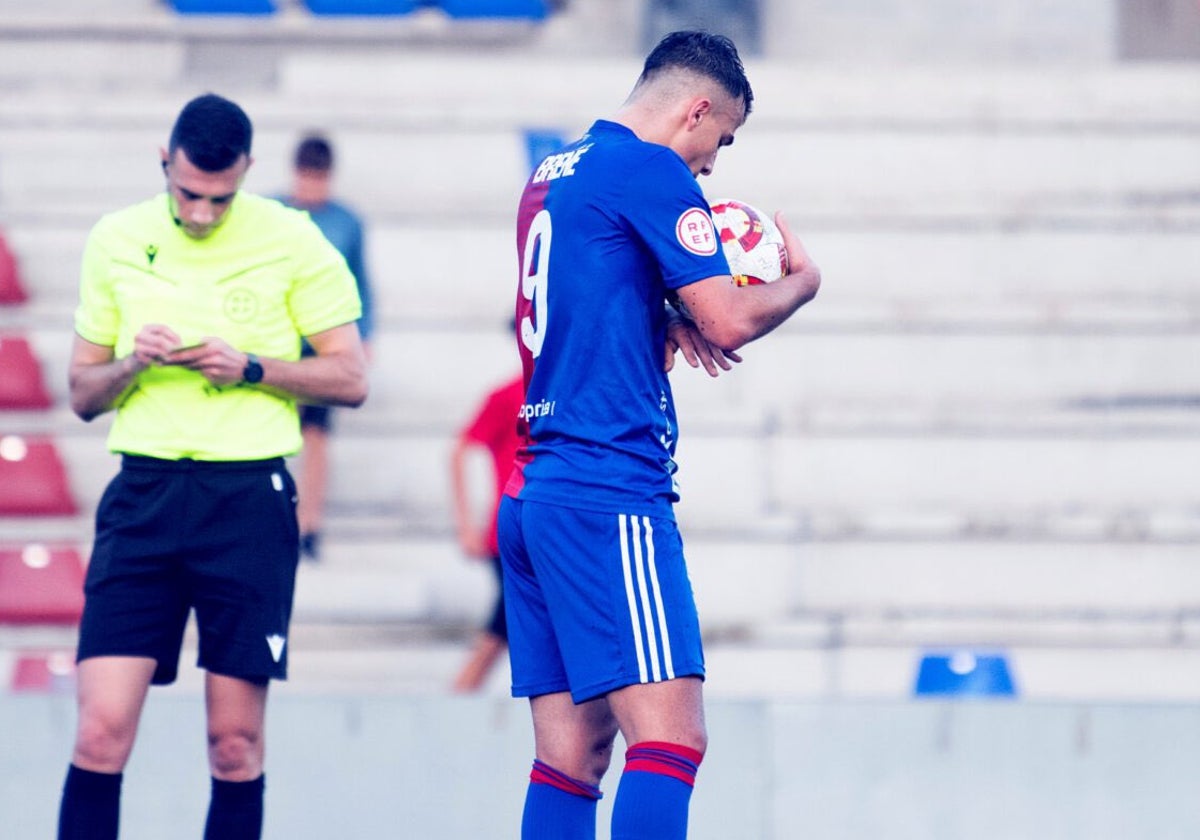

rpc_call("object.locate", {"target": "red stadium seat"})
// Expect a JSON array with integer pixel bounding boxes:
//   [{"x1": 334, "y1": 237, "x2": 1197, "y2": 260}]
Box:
[
  {"x1": 0, "y1": 436, "x2": 78, "y2": 515},
  {"x1": 10, "y1": 651, "x2": 77, "y2": 692},
  {"x1": 0, "y1": 335, "x2": 53, "y2": 409},
  {"x1": 0, "y1": 544, "x2": 85, "y2": 624},
  {"x1": 0, "y1": 231, "x2": 28, "y2": 305}
]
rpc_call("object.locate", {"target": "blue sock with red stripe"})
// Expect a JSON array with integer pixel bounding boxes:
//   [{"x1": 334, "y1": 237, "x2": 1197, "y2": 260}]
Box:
[
  {"x1": 611, "y1": 741, "x2": 703, "y2": 840},
  {"x1": 521, "y1": 759, "x2": 603, "y2": 840}
]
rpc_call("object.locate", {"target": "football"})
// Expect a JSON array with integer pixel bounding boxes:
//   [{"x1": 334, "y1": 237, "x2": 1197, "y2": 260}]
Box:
[{"x1": 710, "y1": 198, "x2": 789, "y2": 285}]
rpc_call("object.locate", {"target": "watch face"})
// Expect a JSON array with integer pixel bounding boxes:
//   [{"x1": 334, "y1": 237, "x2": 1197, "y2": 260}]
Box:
[{"x1": 244, "y1": 355, "x2": 264, "y2": 384}]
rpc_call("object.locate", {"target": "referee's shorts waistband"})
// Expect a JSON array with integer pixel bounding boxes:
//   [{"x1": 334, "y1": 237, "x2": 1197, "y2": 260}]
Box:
[{"x1": 120, "y1": 454, "x2": 287, "y2": 473}]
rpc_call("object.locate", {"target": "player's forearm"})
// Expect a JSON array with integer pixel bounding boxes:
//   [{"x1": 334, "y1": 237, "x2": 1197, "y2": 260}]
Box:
[
  {"x1": 69, "y1": 355, "x2": 142, "y2": 422},
  {"x1": 698, "y1": 265, "x2": 821, "y2": 351},
  {"x1": 258, "y1": 351, "x2": 368, "y2": 408}
]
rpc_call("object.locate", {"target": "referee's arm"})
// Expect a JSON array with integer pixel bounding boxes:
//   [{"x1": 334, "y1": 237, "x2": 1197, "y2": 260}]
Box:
[
  {"x1": 250, "y1": 321, "x2": 367, "y2": 408},
  {"x1": 68, "y1": 333, "x2": 149, "y2": 422}
]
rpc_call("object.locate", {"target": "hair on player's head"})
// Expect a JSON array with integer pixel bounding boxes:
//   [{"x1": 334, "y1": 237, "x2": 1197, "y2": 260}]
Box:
[
  {"x1": 168, "y1": 93, "x2": 253, "y2": 172},
  {"x1": 639, "y1": 30, "x2": 754, "y2": 117},
  {"x1": 295, "y1": 134, "x2": 334, "y2": 172}
]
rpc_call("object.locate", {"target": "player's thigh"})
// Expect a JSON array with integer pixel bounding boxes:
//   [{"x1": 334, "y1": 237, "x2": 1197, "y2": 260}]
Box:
[
  {"x1": 205, "y1": 672, "x2": 268, "y2": 740},
  {"x1": 205, "y1": 672, "x2": 269, "y2": 778},
  {"x1": 530, "y1": 691, "x2": 619, "y2": 783},
  {"x1": 73, "y1": 656, "x2": 158, "y2": 767},
  {"x1": 607, "y1": 674, "x2": 707, "y2": 752}
]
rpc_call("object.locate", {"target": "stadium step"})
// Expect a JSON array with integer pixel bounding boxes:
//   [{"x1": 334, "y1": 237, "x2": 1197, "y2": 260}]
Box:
[{"x1": 4, "y1": 221, "x2": 1200, "y2": 331}]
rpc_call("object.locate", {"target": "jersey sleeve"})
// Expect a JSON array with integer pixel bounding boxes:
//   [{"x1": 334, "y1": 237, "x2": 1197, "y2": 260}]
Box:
[
  {"x1": 286, "y1": 214, "x2": 363, "y2": 338},
  {"x1": 73, "y1": 219, "x2": 120, "y2": 347},
  {"x1": 619, "y1": 151, "x2": 731, "y2": 291}
]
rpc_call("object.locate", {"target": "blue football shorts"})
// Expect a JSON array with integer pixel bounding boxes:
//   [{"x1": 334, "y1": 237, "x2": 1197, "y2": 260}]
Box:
[
  {"x1": 498, "y1": 496, "x2": 705, "y2": 703},
  {"x1": 76, "y1": 455, "x2": 300, "y2": 685}
]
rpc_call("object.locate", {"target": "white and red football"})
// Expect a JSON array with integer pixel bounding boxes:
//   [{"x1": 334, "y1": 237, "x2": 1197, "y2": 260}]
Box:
[{"x1": 709, "y1": 198, "x2": 789, "y2": 286}]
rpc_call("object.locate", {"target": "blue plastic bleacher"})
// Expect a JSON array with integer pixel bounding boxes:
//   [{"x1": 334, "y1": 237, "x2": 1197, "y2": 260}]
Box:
[
  {"x1": 438, "y1": 0, "x2": 547, "y2": 20},
  {"x1": 169, "y1": 0, "x2": 276, "y2": 15},
  {"x1": 302, "y1": 0, "x2": 417, "y2": 14}
]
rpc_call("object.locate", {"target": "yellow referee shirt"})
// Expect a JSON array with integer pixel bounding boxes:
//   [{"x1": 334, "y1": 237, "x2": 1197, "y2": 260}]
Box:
[{"x1": 75, "y1": 192, "x2": 362, "y2": 461}]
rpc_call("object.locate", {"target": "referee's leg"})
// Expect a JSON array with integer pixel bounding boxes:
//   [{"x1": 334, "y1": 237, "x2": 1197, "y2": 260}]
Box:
[
  {"x1": 203, "y1": 672, "x2": 269, "y2": 840},
  {"x1": 58, "y1": 656, "x2": 157, "y2": 840}
]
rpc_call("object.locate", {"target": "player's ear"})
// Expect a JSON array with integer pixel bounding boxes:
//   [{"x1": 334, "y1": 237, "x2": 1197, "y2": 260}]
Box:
[{"x1": 688, "y1": 98, "x2": 712, "y2": 129}]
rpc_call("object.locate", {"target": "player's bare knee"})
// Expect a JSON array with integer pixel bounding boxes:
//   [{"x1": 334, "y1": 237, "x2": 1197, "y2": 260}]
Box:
[
  {"x1": 207, "y1": 727, "x2": 263, "y2": 779},
  {"x1": 74, "y1": 714, "x2": 137, "y2": 771}
]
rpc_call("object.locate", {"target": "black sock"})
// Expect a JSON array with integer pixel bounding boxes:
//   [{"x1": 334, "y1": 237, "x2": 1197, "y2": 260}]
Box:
[
  {"x1": 204, "y1": 775, "x2": 265, "y2": 840},
  {"x1": 57, "y1": 764, "x2": 121, "y2": 840}
]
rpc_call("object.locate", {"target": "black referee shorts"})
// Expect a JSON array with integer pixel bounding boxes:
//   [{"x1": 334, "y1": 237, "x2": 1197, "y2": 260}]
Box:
[{"x1": 77, "y1": 455, "x2": 300, "y2": 685}]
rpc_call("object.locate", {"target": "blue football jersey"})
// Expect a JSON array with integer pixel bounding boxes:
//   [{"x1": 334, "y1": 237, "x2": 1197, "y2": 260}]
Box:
[{"x1": 505, "y1": 120, "x2": 731, "y2": 515}]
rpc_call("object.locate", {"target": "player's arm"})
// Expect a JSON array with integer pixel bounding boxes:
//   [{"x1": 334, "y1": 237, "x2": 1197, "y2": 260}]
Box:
[
  {"x1": 167, "y1": 321, "x2": 367, "y2": 407},
  {"x1": 449, "y1": 433, "x2": 491, "y2": 559},
  {"x1": 260, "y1": 321, "x2": 367, "y2": 407},
  {"x1": 664, "y1": 307, "x2": 743, "y2": 377},
  {"x1": 675, "y1": 212, "x2": 820, "y2": 352},
  {"x1": 68, "y1": 324, "x2": 185, "y2": 421}
]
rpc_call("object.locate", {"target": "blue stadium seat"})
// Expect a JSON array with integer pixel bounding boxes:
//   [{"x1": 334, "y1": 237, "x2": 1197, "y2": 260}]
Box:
[
  {"x1": 302, "y1": 0, "x2": 418, "y2": 14},
  {"x1": 437, "y1": 0, "x2": 547, "y2": 20},
  {"x1": 169, "y1": 0, "x2": 276, "y2": 14},
  {"x1": 913, "y1": 650, "x2": 1017, "y2": 698},
  {"x1": 522, "y1": 128, "x2": 568, "y2": 172}
]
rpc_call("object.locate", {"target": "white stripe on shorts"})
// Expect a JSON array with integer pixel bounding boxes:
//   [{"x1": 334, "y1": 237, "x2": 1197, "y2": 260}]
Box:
[{"x1": 618, "y1": 513, "x2": 675, "y2": 684}]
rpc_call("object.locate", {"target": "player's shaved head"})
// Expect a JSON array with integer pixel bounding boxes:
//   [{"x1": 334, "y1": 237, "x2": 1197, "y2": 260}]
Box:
[
  {"x1": 634, "y1": 30, "x2": 753, "y2": 118},
  {"x1": 168, "y1": 93, "x2": 253, "y2": 173}
]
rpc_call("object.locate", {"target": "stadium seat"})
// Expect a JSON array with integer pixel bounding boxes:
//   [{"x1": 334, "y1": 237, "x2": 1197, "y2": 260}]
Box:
[
  {"x1": 0, "y1": 336, "x2": 53, "y2": 410},
  {"x1": 0, "y1": 231, "x2": 28, "y2": 305},
  {"x1": 9, "y1": 651, "x2": 77, "y2": 692},
  {"x1": 913, "y1": 650, "x2": 1017, "y2": 697},
  {"x1": 302, "y1": 0, "x2": 418, "y2": 14},
  {"x1": 168, "y1": 0, "x2": 276, "y2": 14},
  {"x1": 0, "y1": 544, "x2": 85, "y2": 625},
  {"x1": 522, "y1": 127, "x2": 568, "y2": 172},
  {"x1": 0, "y1": 436, "x2": 78, "y2": 515},
  {"x1": 437, "y1": 0, "x2": 547, "y2": 19}
]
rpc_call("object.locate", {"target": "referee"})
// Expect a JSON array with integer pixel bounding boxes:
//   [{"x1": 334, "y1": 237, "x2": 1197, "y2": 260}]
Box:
[{"x1": 57, "y1": 94, "x2": 367, "y2": 840}]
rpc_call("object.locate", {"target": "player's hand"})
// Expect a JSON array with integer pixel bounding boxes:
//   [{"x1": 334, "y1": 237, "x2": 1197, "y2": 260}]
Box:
[
  {"x1": 131, "y1": 323, "x2": 185, "y2": 369},
  {"x1": 665, "y1": 314, "x2": 742, "y2": 377},
  {"x1": 163, "y1": 337, "x2": 249, "y2": 386},
  {"x1": 775, "y1": 211, "x2": 814, "y2": 276},
  {"x1": 458, "y1": 527, "x2": 491, "y2": 559}
]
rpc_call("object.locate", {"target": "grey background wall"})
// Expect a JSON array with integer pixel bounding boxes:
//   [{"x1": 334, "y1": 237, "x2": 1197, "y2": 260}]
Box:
[{"x1": 6, "y1": 694, "x2": 1200, "y2": 840}]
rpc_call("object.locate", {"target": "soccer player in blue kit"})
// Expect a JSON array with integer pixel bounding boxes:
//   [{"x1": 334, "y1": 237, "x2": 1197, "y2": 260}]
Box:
[{"x1": 499, "y1": 30, "x2": 821, "y2": 840}]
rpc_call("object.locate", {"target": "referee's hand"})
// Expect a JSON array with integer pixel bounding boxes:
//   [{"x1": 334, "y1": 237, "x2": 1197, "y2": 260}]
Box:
[{"x1": 162, "y1": 336, "x2": 248, "y2": 387}]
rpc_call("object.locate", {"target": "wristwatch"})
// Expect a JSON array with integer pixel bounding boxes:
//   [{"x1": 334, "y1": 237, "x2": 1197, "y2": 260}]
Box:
[{"x1": 242, "y1": 353, "x2": 264, "y2": 384}]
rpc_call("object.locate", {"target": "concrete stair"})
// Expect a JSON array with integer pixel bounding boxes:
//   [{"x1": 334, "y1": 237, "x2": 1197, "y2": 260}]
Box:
[{"x1": 2, "y1": 3, "x2": 1200, "y2": 700}]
